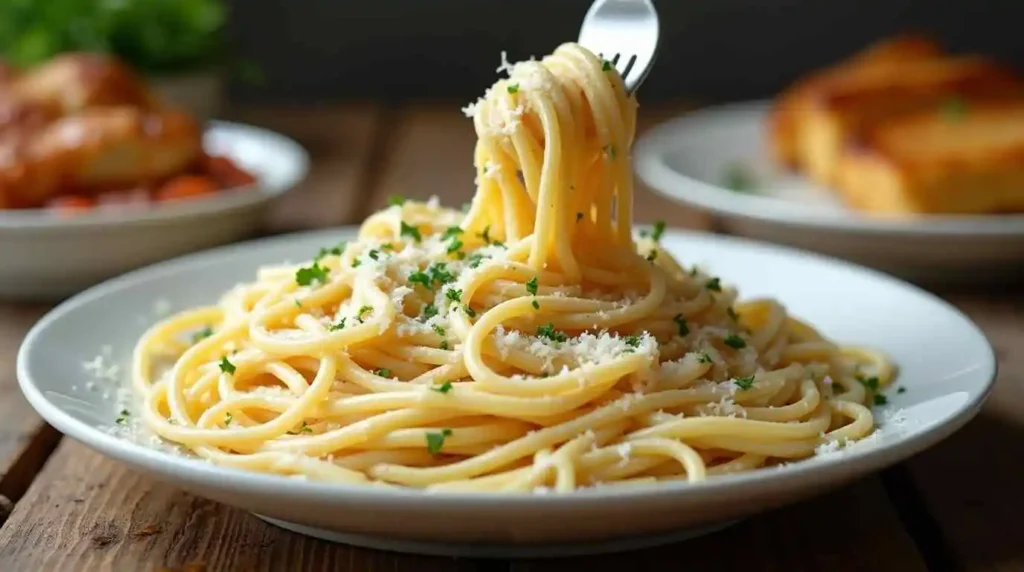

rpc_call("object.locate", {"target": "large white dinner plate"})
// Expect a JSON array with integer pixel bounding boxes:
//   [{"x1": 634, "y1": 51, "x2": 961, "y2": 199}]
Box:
[
  {"x1": 634, "y1": 100, "x2": 1024, "y2": 285},
  {"x1": 0, "y1": 120, "x2": 309, "y2": 301},
  {"x1": 17, "y1": 227, "x2": 996, "y2": 558}
]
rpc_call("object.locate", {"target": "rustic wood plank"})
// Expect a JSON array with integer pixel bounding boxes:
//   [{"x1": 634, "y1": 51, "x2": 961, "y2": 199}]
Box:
[
  {"x1": 0, "y1": 304, "x2": 61, "y2": 523},
  {"x1": 366, "y1": 103, "x2": 713, "y2": 231},
  {"x1": 898, "y1": 294, "x2": 1024, "y2": 571},
  {"x1": 0, "y1": 442, "x2": 472, "y2": 572},
  {"x1": 511, "y1": 478, "x2": 927, "y2": 572},
  {"x1": 227, "y1": 104, "x2": 384, "y2": 232}
]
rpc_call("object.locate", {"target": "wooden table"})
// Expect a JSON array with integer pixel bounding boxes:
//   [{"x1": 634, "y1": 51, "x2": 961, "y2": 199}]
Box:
[{"x1": 0, "y1": 103, "x2": 1021, "y2": 571}]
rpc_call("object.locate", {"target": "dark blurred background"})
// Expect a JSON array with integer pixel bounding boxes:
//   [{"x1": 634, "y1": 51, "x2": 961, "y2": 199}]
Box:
[{"x1": 227, "y1": 0, "x2": 1024, "y2": 103}]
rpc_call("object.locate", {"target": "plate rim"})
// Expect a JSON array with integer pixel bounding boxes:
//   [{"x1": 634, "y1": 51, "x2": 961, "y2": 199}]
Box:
[
  {"x1": 16, "y1": 226, "x2": 999, "y2": 509},
  {"x1": 633, "y1": 99, "x2": 1024, "y2": 237},
  {"x1": 0, "y1": 120, "x2": 310, "y2": 231}
]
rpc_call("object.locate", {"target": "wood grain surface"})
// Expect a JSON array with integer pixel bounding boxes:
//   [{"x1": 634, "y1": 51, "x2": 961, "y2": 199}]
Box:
[{"x1": 0, "y1": 103, "x2": 1021, "y2": 571}]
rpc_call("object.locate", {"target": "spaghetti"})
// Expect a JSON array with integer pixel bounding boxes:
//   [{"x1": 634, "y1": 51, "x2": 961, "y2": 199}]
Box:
[{"x1": 131, "y1": 43, "x2": 895, "y2": 492}]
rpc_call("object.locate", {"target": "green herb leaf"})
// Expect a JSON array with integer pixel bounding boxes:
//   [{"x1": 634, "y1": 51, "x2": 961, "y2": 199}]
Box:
[
  {"x1": 897, "y1": 386, "x2": 906, "y2": 394},
  {"x1": 421, "y1": 303, "x2": 438, "y2": 320},
  {"x1": 426, "y1": 428, "x2": 453, "y2": 454},
  {"x1": 315, "y1": 242, "x2": 345, "y2": 261},
  {"x1": 602, "y1": 60, "x2": 612, "y2": 71},
  {"x1": 734, "y1": 375, "x2": 755, "y2": 390},
  {"x1": 388, "y1": 195, "x2": 406, "y2": 206},
  {"x1": 191, "y1": 326, "x2": 214, "y2": 344},
  {"x1": 300, "y1": 421, "x2": 313, "y2": 434},
  {"x1": 375, "y1": 368, "x2": 392, "y2": 378},
  {"x1": 432, "y1": 381, "x2": 454, "y2": 394},
  {"x1": 446, "y1": 289, "x2": 462, "y2": 304},
  {"x1": 873, "y1": 394, "x2": 889, "y2": 406},
  {"x1": 705, "y1": 277, "x2": 722, "y2": 291},
  {"x1": 698, "y1": 352, "x2": 713, "y2": 364},
  {"x1": 368, "y1": 249, "x2": 380, "y2": 261},
  {"x1": 507, "y1": 83, "x2": 520, "y2": 93},
  {"x1": 225, "y1": 412, "x2": 233, "y2": 425},
  {"x1": 328, "y1": 317, "x2": 346, "y2": 331},
  {"x1": 532, "y1": 299, "x2": 540, "y2": 310},
  {"x1": 352, "y1": 258, "x2": 362, "y2": 268},
  {"x1": 295, "y1": 262, "x2": 330, "y2": 287},
  {"x1": 408, "y1": 270, "x2": 432, "y2": 289},
  {"x1": 432, "y1": 324, "x2": 446, "y2": 337},
  {"x1": 400, "y1": 221, "x2": 422, "y2": 242},
  {"x1": 537, "y1": 323, "x2": 568, "y2": 343},
  {"x1": 646, "y1": 250, "x2": 658, "y2": 262},
  {"x1": 468, "y1": 253, "x2": 487, "y2": 268},
  {"x1": 219, "y1": 356, "x2": 236, "y2": 374},
  {"x1": 115, "y1": 409, "x2": 130, "y2": 425},
  {"x1": 446, "y1": 239, "x2": 464, "y2": 255},
  {"x1": 723, "y1": 334, "x2": 746, "y2": 349},
  {"x1": 673, "y1": 314, "x2": 689, "y2": 336},
  {"x1": 463, "y1": 305, "x2": 476, "y2": 317},
  {"x1": 427, "y1": 263, "x2": 456, "y2": 286},
  {"x1": 603, "y1": 144, "x2": 616, "y2": 159},
  {"x1": 356, "y1": 305, "x2": 373, "y2": 322},
  {"x1": 857, "y1": 375, "x2": 880, "y2": 391},
  {"x1": 479, "y1": 225, "x2": 492, "y2": 244},
  {"x1": 525, "y1": 276, "x2": 539, "y2": 296},
  {"x1": 623, "y1": 335, "x2": 641, "y2": 350},
  {"x1": 442, "y1": 226, "x2": 463, "y2": 241},
  {"x1": 651, "y1": 221, "x2": 666, "y2": 242},
  {"x1": 440, "y1": 340, "x2": 450, "y2": 350}
]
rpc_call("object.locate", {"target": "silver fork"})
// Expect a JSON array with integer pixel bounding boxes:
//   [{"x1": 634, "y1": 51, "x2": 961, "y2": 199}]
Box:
[{"x1": 578, "y1": 0, "x2": 660, "y2": 94}]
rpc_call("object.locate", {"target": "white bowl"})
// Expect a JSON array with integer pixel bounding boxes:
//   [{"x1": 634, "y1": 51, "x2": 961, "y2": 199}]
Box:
[
  {"x1": 633, "y1": 100, "x2": 1024, "y2": 286},
  {"x1": 0, "y1": 120, "x2": 309, "y2": 301},
  {"x1": 17, "y1": 227, "x2": 996, "y2": 558}
]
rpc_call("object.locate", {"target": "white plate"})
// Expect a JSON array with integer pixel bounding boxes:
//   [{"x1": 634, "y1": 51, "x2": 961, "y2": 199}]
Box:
[
  {"x1": 0, "y1": 120, "x2": 309, "y2": 301},
  {"x1": 17, "y1": 227, "x2": 996, "y2": 557},
  {"x1": 633, "y1": 100, "x2": 1024, "y2": 285}
]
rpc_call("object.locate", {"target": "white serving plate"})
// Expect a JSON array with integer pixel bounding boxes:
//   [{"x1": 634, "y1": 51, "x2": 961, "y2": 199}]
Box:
[
  {"x1": 633, "y1": 100, "x2": 1024, "y2": 285},
  {"x1": 17, "y1": 227, "x2": 996, "y2": 558},
  {"x1": 0, "y1": 120, "x2": 309, "y2": 301}
]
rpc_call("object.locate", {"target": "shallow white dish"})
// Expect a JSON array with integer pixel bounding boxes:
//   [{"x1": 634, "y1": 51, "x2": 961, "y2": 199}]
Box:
[
  {"x1": 633, "y1": 100, "x2": 1024, "y2": 285},
  {"x1": 0, "y1": 120, "x2": 309, "y2": 301},
  {"x1": 18, "y1": 227, "x2": 996, "y2": 557}
]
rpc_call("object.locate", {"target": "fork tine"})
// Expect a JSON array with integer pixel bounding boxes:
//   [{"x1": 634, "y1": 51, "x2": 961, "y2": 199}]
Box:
[
  {"x1": 619, "y1": 54, "x2": 638, "y2": 81},
  {"x1": 610, "y1": 53, "x2": 621, "y2": 65}
]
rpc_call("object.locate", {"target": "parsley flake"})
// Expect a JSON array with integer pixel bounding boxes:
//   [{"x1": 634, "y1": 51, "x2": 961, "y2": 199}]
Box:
[
  {"x1": 295, "y1": 262, "x2": 330, "y2": 287},
  {"x1": 507, "y1": 83, "x2": 519, "y2": 94},
  {"x1": 426, "y1": 428, "x2": 453, "y2": 454},
  {"x1": 375, "y1": 368, "x2": 392, "y2": 378},
  {"x1": 432, "y1": 381, "x2": 454, "y2": 394},
  {"x1": 442, "y1": 226, "x2": 463, "y2": 241},
  {"x1": 328, "y1": 317, "x2": 346, "y2": 331},
  {"x1": 356, "y1": 305, "x2": 373, "y2": 322},
  {"x1": 734, "y1": 375, "x2": 756, "y2": 390},
  {"x1": 300, "y1": 421, "x2": 313, "y2": 434},
  {"x1": 219, "y1": 356, "x2": 236, "y2": 374},
  {"x1": 857, "y1": 376, "x2": 880, "y2": 391},
  {"x1": 603, "y1": 144, "x2": 616, "y2": 159},
  {"x1": 537, "y1": 323, "x2": 568, "y2": 343},
  {"x1": 532, "y1": 299, "x2": 540, "y2": 310},
  {"x1": 421, "y1": 303, "x2": 438, "y2": 320},
  {"x1": 225, "y1": 412, "x2": 233, "y2": 425},
  {"x1": 427, "y1": 263, "x2": 456, "y2": 286},
  {"x1": 646, "y1": 250, "x2": 658, "y2": 262},
  {"x1": 723, "y1": 334, "x2": 746, "y2": 349},
  {"x1": 468, "y1": 253, "x2": 486, "y2": 268},
  {"x1": 623, "y1": 336, "x2": 641, "y2": 350},
  {"x1": 191, "y1": 326, "x2": 214, "y2": 344},
  {"x1": 368, "y1": 249, "x2": 380, "y2": 261},
  {"x1": 432, "y1": 324, "x2": 446, "y2": 337},
  {"x1": 479, "y1": 225, "x2": 493, "y2": 244},
  {"x1": 400, "y1": 221, "x2": 422, "y2": 242},
  {"x1": 897, "y1": 386, "x2": 906, "y2": 394},
  {"x1": 463, "y1": 305, "x2": 476, "y2": 317},
  {"x1": 408, "y1": 270, "x2": 432, "y2": 289},
  {"x1": 315, "y1": 242, "x2": 345, "y2": 261},
  {"x1": 602, "y1": 60, "x2": 612, "y2": 71},
  {"x1": 873, "y1": 394, "x2": 889, "y2": 406},
  {"x1": 525, "y1": 276, "x2": 539, "y2": 296},
  {"x1": 388, "y1": 195, "x2": 406, "y2": 206},
  {"x1": 446, "y1": 289, "x2": 462, "y2": 304},
  {"x1": 705, "y1": 277, "x2": 722, "y2": 291},
  {"x1": 697, "y1": 352, "x2": 713, "y2": 364},
  {"x1": 115, "y1": 409, "x2": 130, "y2": 425},
  {"x1": 651, "y1": 221, "x2": 666, "y2": 242},
  {"x1": 673, "y1": 315, "x2": 689, "y2": 336},
  {"x1": 446, "y1": 239, "x2": 464, "y2": 255}
]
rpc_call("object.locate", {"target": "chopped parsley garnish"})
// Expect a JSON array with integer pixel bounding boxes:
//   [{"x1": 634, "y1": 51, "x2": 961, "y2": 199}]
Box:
[
  {"x1": 432, "y1": 381, "x2": 454, "y2": 394},
  {"x1": 723, "y1": 334, "x2": 746, "y2": 349},
  {"x1": 576, "y1": 212, "x2": 584, "y2": 223},
  {"x1": 532, "y1": 300, "x2": 540, "y2": 310},
  {"x1": 698, "y1": 352, "x2": 713, "y2": 364},
  {"x1": 375, "y1": 368, "x2": 392, "y2": 378},
  {"x1": 442, "y1": 226, "x2": 463, "y2": 241},
  {"x1": 191, "y1": 326, "x2": 214, "y2": 344},
  {"x1": 646, "y1": 250, "x2": 658, "y2": 262},
  {"x1": 467, "y1": 253, "x2": 486, "y2": 268},
  {"x1": 673, "y1": 315, "x2": 689, "y2": 336},
  {"x1": 352, "y1": 258, "x2": 362, "y2": 268},
  {"x1": 479, "y1": 225, "x2": 493, "y2": 244},
  {"x1": 426, "y1": 428, "x2": 453, "y2": 454},
  {"x1": 537, "y1": 323, "x2": 568, "y2": 343},
  {"x1": 380, "y1": 242, "x2": 395, "y2": 252},
  {"x1": 421, "y1": 303, "x2": 438, "y2": 320},
  {"x1": 356, "y1": 305, "x2": 373, "y2": 322},
  {"x1": 873, "y1": 394, "x2": 889, "y2": 406},
  {"x1": 463, "y1": 305, "x2": 476, "y2": 317},
  {"x1": 734, "y1": 375, "x2": 755, "y2": 390},
  {"x1": 219, "y1": 356, "x2": 236, "y2": 374},
  {"x1": 446, "y1": 289, "x2": 462, "y2": 304},
  {"x1": 651, "y1": 221, "x2": 666, "y2": 242},
  {"x1": 300, "y1": 422, "x2": 313, "y2": 434},
  {"x1": 427, "y1": 263, "x2": 456, "y2": 286},
  {"x1": 722, "y1": 163, "x2": 756, "y2": 192},
  {"x1": 507, "y1": 83, "x2": 520, "y2": 94},
  {"x1": 705, "y1": 277, "x2": 722, "y2": 291},
  {"x1": 315, "y1": 242, "x2": 345, "y2": 261},
  {"x1": 432, "y1": 324, "x2": 446, "y2": 337},
  {"x1": 115, "y1": 409, "x2": 130, "y2": 425},
  {"x1": 440, "y1": 341, "x2": 450, "y2": 350},
  {"x1": 727, "y1": 307, "x2": 739, "y2": 321},
  {"x1": 446, "y1": 239, "x2": 464, "y2": 255},
  {"x1": 225, "y1": 412, "x2": 233, "y2": 425},
  {"x1": 602, "y1": 60, "x2": 612, "y2": 71},
  {"x1": 295, "y1": 261, "x2": 330, "y2": 287},
  {"x1": 294, "y1": 298, "x2": 303, "y2": 308},
  {"x1": 857, "y1": 375, "x2": 880, "y2": 391},
  {"x1": 400, "y1": 221, "x2": 422, "y2": 242},
  {"x1": 328, "y1": 317, "x2": 346, "y2": 331},
  {"x1": 623, "y1": 335, "x2": 641, "y2": 350},
  {"x1": 897, "y1": 386, "x2": 906, "y2": 394},
  {"x1": 408, "y1": 270, "x2": 432, "y2": 289},
  {"x1": 367, "y1": 249, "x2": 380, "y2": 261},
  {"x1": 940, "y1": 97, "x2": 967, "y2": 121},
  {"x1": 388, "y1": 195, "x2": 406, "y2": 206},
  {"x1": 525, "y1": 276, "x2": 539, "y2": 296}
]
